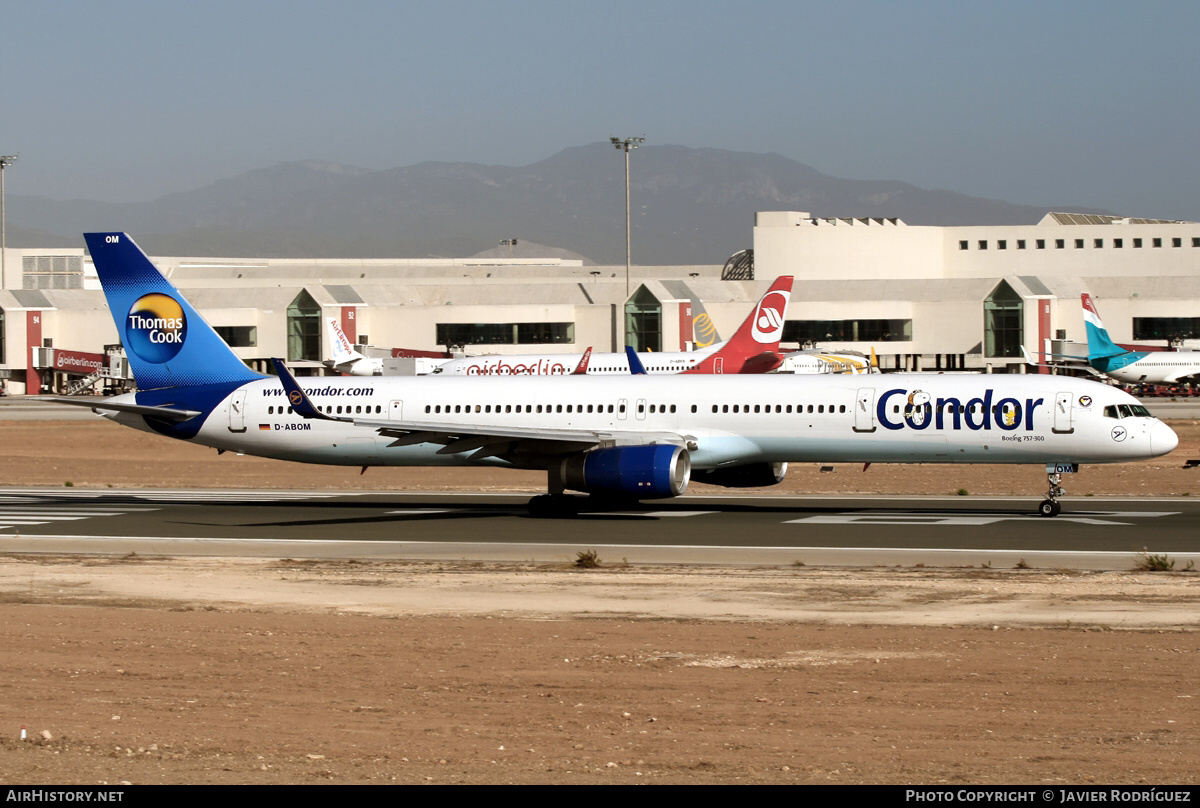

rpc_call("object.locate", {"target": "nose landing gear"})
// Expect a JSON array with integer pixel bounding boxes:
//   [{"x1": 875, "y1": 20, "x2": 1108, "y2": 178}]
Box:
[{"x1": 1038, "y1": 468, "x2": 1069, "y2": 517}]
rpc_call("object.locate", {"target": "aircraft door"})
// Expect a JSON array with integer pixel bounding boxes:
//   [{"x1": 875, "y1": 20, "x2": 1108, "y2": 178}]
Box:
[
  {"x1": 228, "y1": 390, "x2": 247, "y2": 433},
  {"x1": 389, "y1": 400, "x2": 403, "y2": 420},
  {"x1": 714, "y1": 357, "x2": 724, "y2": 374},
  {"x1": 617, "y1": 398, "x2": 628, "y2": 421},
  {"x1": 1052, "y1": 391, "x2": 1074, "y2": 434},
  {"x1": 853, "y1": 388, "x2": 877, "y2": 433},
  {"x1": 636, "y1": 398, "x2": 647, "y2": 420}
]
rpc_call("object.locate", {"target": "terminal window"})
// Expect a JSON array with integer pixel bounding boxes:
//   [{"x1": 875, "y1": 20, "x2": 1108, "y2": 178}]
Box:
[
  {"x1": 214, "y1": 326, "x2": 257, "y2": 348},
  {"x1": 783, "y1": 318, "x2": 912, "y2": 343},
  {"x1": 1134, "y1": 317, "x2": 1200, "y2": 341},
  {"x1": 1114, "y1": 239, "x2": 1123, "y2": 248},
  {"x1": 437, "y1": 322, "x2": 575, "y2": 346}
]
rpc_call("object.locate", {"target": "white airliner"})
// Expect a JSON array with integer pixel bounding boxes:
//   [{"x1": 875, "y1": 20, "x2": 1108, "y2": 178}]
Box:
[
  {"x1": 779, "y1": 348, "x2": 880, "y2": 375},
  {"x1": 325, "y1": 318, "x2": 386, "y2": 376},
  {"x1": 1082, "y1": 294, "x2": 1200, "y2": 384},
  {"x1": 430, "y1": 276, "x2": 793, "y2": 376},
  {"x1": 46, "y1": 233, "x2": 1178, "y2": 518}
]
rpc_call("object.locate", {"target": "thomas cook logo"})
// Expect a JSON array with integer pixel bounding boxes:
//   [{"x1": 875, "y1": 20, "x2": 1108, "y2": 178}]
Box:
[
  {"x1": 750, "y1": 290, "x2": 789, "y2": 344},
  {"x1": 126, "y1": 293, "x2": 187, "y2": 363}
]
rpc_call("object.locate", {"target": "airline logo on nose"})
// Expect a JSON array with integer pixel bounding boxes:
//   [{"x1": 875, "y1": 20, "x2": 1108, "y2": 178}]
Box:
[
  {"x1": 750, "y1": 291, "x2": 789, "y2": 344},
  {"x1": 126, "y1": 293, "x2": 187, "y2": 363}
]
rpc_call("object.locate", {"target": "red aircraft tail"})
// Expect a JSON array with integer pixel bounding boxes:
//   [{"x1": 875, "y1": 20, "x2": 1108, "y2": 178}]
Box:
[
  {"x1": 683, "y1": 276, "x2": 793, "y2": 374},
  {"x1": 571, "y1": 346, "x2": 593, "y2": 375}
]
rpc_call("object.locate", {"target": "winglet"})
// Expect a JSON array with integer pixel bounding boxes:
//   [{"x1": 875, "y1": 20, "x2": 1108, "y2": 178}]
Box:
[
  {"x1": 271, "y1": 358, "x2": 336, "y2": 421},
  {"x1": 572, "y1": 346, "x2": 593, "y2": 375},
  {"x1": 625, "y1": 345, "x2": 648, "y2": 375}
]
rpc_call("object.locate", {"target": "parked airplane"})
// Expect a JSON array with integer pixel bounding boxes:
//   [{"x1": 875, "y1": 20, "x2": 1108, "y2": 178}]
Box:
[
  {"x1": 46, "y1": 234, "x2": 1178, "y2": 518},
  {"x1": 1082, "y1": 294, "x2": 1200, "y2": 384},
  {"x1": 779, "y1": 348, "x2": 880, "y2": 375},
  {"x1": 429, "y1": 276, "x2": 793, "y2": 376}
]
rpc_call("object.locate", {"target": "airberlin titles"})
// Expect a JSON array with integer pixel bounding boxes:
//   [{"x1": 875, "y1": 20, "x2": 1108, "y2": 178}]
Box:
[{"x1": 878, "y1": 388, "x2": 1053, "y2": 432}]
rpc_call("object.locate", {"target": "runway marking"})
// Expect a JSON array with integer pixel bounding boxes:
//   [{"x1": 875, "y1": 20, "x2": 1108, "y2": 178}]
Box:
[
  {"x1": 785, "y1": 510, "x2": 1180, "y2": 526},
  {"x1": 0, "y1": 504, "x2": 158, "y2": 531},
  {"x1": 0, "y1": 490, "x2": 360, "y2": 503}
]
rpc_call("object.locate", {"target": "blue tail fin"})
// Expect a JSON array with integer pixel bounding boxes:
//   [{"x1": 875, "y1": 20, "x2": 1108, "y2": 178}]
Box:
[{"x1": 84, "y1": 233, "x2": 265, "y2": 390}]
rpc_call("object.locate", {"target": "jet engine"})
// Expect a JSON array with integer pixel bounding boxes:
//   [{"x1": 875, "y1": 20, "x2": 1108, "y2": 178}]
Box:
[{"x1": 560, "y1": 444, "x2": 691, "y2": 499}]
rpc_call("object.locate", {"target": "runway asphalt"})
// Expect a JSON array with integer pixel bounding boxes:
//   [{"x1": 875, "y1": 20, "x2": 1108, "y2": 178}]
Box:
[{"x1": 0, "y1": 488, "x2": 1195, "y2": 570}]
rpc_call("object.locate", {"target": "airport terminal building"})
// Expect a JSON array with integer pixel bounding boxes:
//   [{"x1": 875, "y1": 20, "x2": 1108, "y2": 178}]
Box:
[{"x1": 2, "y1": 211, "x2": 1198, "y2": 394}]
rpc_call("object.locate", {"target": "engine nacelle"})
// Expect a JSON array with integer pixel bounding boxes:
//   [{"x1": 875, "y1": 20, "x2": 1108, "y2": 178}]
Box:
[
  {"x1": 560, "y1": 444, "x2": 691, "y2": 499},
  {"x1": 691, "y1": 461, "x2": 788, "y2": 489}
]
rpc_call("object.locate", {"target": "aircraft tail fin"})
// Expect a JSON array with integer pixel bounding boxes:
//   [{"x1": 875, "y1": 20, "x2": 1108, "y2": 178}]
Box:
[
  {"x1": 625, "y1": 345, "x2": 647, "y2": 375},
  {"x1": 1081, "y1": 293, "x2": 1128, "y2": 360},
  {"x1": 84, "y1": 233, "x2": 265, "y2": 391},
  {"x1": 571, "y1": 347, "x2": 593, "y2": 375},
  {"x1": 683, "y1": 276, "x2": 793, "y2": 374},
  {"x1": 327, "y1": 317, "x2": 367, "y2": 367},
  {"x1": 690, "y1": 299, "x2": 721, "y2": 347}
]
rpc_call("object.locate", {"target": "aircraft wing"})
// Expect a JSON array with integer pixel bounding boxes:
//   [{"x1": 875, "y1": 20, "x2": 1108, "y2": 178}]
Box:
[
  {"x1": 32, "y1": 396, "x2": 202, "y2": 422},
  {"x1": 270, "y1": 359, "x2": 695, "y2": 460}
]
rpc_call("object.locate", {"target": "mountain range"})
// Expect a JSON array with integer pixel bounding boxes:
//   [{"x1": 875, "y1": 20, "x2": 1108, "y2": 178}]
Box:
[{"x1": 7, "y1": 143, "x2": 1107, "y2": 265}]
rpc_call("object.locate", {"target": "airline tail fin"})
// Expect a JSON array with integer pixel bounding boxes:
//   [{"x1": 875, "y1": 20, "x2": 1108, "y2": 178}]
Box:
[
  {"x1": 1081, "y1": 294, "x2": 1128, "y2": 360},
  {"x1": 571, "y1": 347, "x2": 593, "y2": 375},
  {"x1": 84, "y1": 233, "x2": 265, "y2": 390},
  {"x1": 327, "y1": 317, "x2": 367, "y2": 367},
  {"x1": 683, "y1": 276, "x2": 793, "y2": 375},
  {"x1": 625, "y1": 345, "x2": 648, "y2": 375},
  {"x1": 690, "y1": 299, "x2": 721, "y2": 347}
]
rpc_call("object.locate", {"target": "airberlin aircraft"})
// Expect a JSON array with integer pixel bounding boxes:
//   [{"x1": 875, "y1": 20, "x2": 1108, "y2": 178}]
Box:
[
  {"x1": 46, "y1": 233, "x2": 1178, "y2": 517},
  {"x1": 429, "y1": 276, "x2": 793, "y2": 376}
]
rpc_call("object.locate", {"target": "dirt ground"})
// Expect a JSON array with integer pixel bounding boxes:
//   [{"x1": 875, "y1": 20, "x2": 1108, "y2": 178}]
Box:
[{"x1": 0, "y1": 419, "x2": 1198, "y2": 785}]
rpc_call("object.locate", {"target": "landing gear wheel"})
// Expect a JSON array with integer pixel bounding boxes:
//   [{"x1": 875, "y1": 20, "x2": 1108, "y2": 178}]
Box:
[
  {"x1": 1038, "y1": 499, "x2": 1061, "y2": 518},
  {"x1": 1037, "y1": 471, "x2": 1066, "y2": 517}
]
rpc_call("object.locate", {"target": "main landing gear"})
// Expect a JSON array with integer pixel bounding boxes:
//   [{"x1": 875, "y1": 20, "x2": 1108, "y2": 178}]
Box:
[{"x1": 1038, "y1": 470, "x2": 1066, "y2": 517}]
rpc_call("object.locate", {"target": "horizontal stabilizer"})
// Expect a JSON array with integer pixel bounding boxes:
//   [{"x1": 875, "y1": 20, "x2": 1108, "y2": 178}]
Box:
[{"x1": 33, "y1": 396, "x2": 202, "y2": 422}]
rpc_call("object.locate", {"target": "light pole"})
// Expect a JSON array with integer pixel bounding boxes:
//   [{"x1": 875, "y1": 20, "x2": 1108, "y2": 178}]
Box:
[
  {"x1": 0, "y1": 154, "x2": 16, "y2": 287},
  {"x1": 610, "y1": 137, "x2": 643, "y2": 297}
]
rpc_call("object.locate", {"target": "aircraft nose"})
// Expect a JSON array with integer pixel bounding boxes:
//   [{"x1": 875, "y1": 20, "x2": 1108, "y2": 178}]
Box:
[{"x1": 1151, "y1": 420, "x2": 1179, "y2": 457}]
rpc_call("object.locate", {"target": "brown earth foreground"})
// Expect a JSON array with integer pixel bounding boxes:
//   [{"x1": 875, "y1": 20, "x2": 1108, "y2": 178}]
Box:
[{"x1": 0, "y1": 419, "x2": 1198, "y2": 785}]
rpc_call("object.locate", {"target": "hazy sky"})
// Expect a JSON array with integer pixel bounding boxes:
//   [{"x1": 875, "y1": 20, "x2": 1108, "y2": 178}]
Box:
[{"x1": 4, "y1": 0, "x2": 1200, "y2": 219}]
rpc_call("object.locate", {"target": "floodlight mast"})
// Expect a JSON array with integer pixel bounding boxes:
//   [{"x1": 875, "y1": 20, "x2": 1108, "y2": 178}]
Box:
[
  {"x1": 610, "y1": 136, "x2": 644, "y2": 297},
  {"x1": 0, "y1": 154, "x2": 16, "y2": 286}
]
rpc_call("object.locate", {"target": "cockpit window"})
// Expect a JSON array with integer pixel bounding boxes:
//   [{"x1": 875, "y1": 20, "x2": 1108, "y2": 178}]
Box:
[{"x1": 1106, "y1": 404, "x2": 1153, "y2": 419}]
